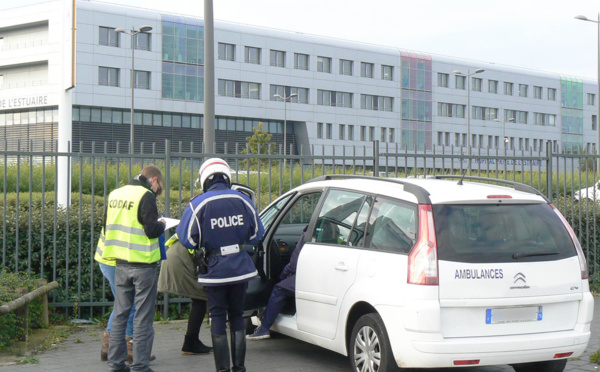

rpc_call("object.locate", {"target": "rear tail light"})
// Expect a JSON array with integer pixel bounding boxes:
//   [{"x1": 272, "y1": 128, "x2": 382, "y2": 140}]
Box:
[
  {"x1": 554, "y1": 352, "x2": 573, "y2": 359},
  {"x1": 408, "y1": 204, "x2": 438, "y2": 285},
  {"x1": 551, "y1": 204, "x2": 588, "y2": 279}
]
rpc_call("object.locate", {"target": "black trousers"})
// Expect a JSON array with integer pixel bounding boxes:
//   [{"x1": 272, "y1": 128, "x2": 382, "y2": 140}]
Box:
[{"x1": 204, "y1": 282, "x2": 248, "y2": 335}]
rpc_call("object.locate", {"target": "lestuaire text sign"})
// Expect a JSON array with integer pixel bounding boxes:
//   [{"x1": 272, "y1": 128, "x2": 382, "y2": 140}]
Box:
[{"x1": 0, "y1": 95, "x2": 49, "y2": 109}]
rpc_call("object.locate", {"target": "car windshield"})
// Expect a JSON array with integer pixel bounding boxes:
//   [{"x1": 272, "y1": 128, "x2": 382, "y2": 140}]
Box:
[{"x1": 433, "y1": 203, "x2": 576, "y2": 263}]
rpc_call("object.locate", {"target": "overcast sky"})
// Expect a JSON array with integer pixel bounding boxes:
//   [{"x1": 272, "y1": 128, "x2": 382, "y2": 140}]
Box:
[{"x1": 8, "y1": 0, "x2": 600, "y2": 80}]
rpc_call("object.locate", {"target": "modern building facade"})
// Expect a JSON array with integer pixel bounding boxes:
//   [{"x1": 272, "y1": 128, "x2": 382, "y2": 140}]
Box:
[{"x1": 0, "y1": 0, "x2": 598, "y2": 157}]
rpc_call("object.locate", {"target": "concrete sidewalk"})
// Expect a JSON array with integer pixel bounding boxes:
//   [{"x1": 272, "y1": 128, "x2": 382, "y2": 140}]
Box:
[{"x1": 2, "y1": 297, "x2": 600, "y2": 372}]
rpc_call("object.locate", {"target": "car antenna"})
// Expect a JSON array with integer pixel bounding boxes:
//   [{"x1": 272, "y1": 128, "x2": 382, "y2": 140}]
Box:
[{"x1": 457, "y1": 158, "x2": 471, "y2": 185}]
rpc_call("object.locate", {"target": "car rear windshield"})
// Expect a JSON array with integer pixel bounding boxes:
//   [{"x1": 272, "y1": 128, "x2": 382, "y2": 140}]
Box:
[{"x1": 433, "y1": 203, "x2": 576, "y2": 263}]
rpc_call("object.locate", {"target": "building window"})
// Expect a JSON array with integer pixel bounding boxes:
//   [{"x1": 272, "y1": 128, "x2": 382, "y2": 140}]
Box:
[
  {"x1": 294, "y1": 53, "x2": 309, "y2": 70},
  {"x1": 593, "y1": 115, "x2": 597, "y2": 131},
  {"x1": 339, "y1": 124, "x2": 345, "y2": 140},
  {"x1": 218, "y1": 79, "x2": 260, "y2": 99},
  {"x1": 317, "y1": 56, "x2": 332, "y2": 73},
  {"x1": 389, "y1": 128, "x2": 395, "y2": 143},
  {"x1": 361, "y1": 62, "x2": 374, "y2": 78},
  {"x1": 99, "y1": 67, "x2": 119, "y2": 87},
  {"x1": 472, "y1": 77, "x2": 482, "y2": 92},
  {"x1": 369, "y1": 126, "x2": 375, "y2": 141},
  {"x1": 360, "y1": 94, "x2": 393, "y2": 112},
  {"x1": 518, "y1": 84, "x2": 528, "y2": 97},
  {"x1": 533, "y1": 113, "x2": 556, "y2": 126},
  {"x1": 360, "y1": 125, "x2": 366, "y2": 141},
  {"x1": 340, "y1": 59, "x2": 353, "y2": 76},
  {"x1": 505, "y1": 109, "x2": 528, "y2": 124},
  {"x1": 438, "y1": 73, "x2": 449, "y2": 88},
  {"x1": 270, "y1": 50, "x2": 285, "y2": 67},
  {"x1": 99, "y1": 26, "x2": 119, "y2": 47},
  {"x1": 381, "y1": 127, "x2": 387, "y2": 142},
  {"x1": 488, "y1": 80, "x2": 498, "y2": 94},
  {"x1": 317, "y1": 90, "x2": 353, "y2": 108},
  {"x1": 326, "y1": 123, "x2": 332, "y2": 139},
  {"x1": 317, "y1": 122, "x2": 323, "y2": 139},
  {"x1": 134, "y1": 70, "x2": 150, "y2": 89},
  {"x1": 0, "y1": 75, "x2": 3, "y2": 88},
  {"x1": 455, "y1": 75, "x2": 466, "y2": 90},
  {"x1": 588, "y1": 93, "x2": 596, "y2": 106},
  {"x1": 438, "y1": 103, "x2": 466, "y2": 118},
  {"x1": 218, "y1": 43, "x2": 235, "y2": 61},
  {"x1": 135, "y1": 32, "x2": 151, "y2": 51},
  {"x1": 504, "y1": 82, "x2": 514, "y2": 96},
  {"x1": 382, "y1": 65, "x2": 393, "y2": 81},
  {"x1": 548, "y1": 88, "x2": 556, "y2": 101},
  {"x1": 534, "y1": 86, "x2": 543, "y2": 99},
  {"x1": 348, "y1": 125, "x2": 354, "y2": 140},
  {"x1": 270, "y1": 85, "x2": 309, "y2": 104},
  {"x1": 472, "y1": 106, "x2": 498, "y2": 120},
  {"x1": 245, "y1": 46, "x2": 261, "y2": 64}
]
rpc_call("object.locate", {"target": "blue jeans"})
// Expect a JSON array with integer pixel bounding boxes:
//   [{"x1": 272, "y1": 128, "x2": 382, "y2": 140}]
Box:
[{"x1": 99, "y1": 263, "x2": 134, "y2": 337}]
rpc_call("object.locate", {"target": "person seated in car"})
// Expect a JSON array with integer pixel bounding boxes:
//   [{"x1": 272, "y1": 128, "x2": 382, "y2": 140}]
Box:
[{"x1": 246, "y1": 225, "x2": 310, "y2": 340}]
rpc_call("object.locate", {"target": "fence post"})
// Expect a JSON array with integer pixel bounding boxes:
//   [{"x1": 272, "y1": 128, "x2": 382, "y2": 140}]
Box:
[
  {"x1": 546, "y1": 141, "x2": 553, "y2": 202},
  {"x1": 373, "y1": 140, "x2": 380, "y2": 177},
  {"x1": 163, "y1": 139, "x2": 171, "y2": 320},
  {"x1": 15, "y1": 287, "x2": 28, "y2": 340},
  {"x1": 38, "y1": 279, "x2": 49, "y2": 327}
]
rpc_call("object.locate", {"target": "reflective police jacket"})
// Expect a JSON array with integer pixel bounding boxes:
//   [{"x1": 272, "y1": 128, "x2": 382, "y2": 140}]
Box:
[
  {"x1": 100, "y1": 176, "x2": 164, "y2": 264},
  {"x1": 176, "y1": 180, "x2": 265, "y2": 286}
]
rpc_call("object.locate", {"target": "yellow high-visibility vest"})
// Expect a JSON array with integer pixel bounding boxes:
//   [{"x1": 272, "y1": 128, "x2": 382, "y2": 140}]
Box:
[
  {"x1": 94, "y1": 227, "x2": 115, "y2": 266},
  {"x1": 101, "y1": 185, "x2": 161, "y2": 264}
]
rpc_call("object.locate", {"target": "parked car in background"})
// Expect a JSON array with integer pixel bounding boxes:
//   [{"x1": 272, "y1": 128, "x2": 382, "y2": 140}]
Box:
[
  {"x1": 243, "y1": 175, "x2": 594, "y2": 372},
  {"x1": 574, "y1": 180, "x2": 600, "y2": 201}
]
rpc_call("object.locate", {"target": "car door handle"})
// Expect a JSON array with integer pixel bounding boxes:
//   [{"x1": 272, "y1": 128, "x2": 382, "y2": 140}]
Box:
[{"x1": 334, "y1": 263, "x2": 348, "y2": 271}]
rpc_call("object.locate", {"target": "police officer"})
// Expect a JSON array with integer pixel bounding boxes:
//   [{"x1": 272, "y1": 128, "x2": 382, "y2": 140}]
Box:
[
  {"x1": 102, "y1": 165, "x2": 166, "y2": 372},
  {"x1": 177, "y1": 158, "x2": 264, "y2": 372}
]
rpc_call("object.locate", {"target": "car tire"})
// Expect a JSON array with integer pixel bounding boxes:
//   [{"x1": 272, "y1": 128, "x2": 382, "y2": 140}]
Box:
[
  {"x1": 511, "y1": 359, "x2": 567, "y2": 372},
  {"x1": 349, "y1": 313, "x2": 398, "y2": 372}
]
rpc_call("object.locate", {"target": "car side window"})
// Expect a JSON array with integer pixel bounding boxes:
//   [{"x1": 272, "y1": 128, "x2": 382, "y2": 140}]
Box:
[
  {"x1": 312, "y1": 189, "x2": 365, "y2": 246},
  {"x1": 366, "y1": 197, "x2": 417, "y2": 254},
  {"x1": 260, "y1": 193, "x2": 294, "y2": 231}
]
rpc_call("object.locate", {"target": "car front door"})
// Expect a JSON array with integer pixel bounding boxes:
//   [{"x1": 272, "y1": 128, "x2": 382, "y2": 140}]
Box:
[{"x1": 296, "y1": 189, "x2": 370, "y2": 339}]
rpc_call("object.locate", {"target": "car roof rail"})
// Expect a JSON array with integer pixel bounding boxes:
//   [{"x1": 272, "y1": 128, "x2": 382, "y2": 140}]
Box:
[
  {"x1": 308, "y1": 175, "x2": 432, "y2": 204},
  {"x1": 432, "y1": 175, "x2": 549, "y2": 202}
]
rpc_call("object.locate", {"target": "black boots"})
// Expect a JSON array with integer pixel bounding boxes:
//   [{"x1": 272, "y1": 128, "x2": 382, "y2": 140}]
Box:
[
  {"x1": 230, "y1": 330, "x2": 246, "y2": 372},
  {"x1": 182, "y1": 334, "x2": 213, "y2": 354},
  {"x1": 211, "y1": 333, "x2": 230, "y2": 372}
]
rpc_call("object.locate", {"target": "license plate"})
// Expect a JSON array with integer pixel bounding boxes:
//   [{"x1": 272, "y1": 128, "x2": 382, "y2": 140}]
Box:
[{"x1": 486, "y1": 306, "x2": 543, "y2": 324}]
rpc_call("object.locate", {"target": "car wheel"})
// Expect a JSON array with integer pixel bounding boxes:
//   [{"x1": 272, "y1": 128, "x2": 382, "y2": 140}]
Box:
[
  {"x1": 349, "y1": 313, "x2": 397, "y2": 372},
  {"x1": 511, "y1": 359, "x2": 567, "y2": 372}
]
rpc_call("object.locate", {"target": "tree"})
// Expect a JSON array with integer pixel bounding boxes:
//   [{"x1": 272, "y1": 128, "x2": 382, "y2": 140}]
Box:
[{"x1": 241, "y1": 122, "x2": 277, "y2": 168}]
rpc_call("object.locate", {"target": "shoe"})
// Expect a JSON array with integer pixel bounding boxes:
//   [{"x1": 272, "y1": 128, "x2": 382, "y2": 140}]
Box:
[
  {"x1": 182, "y1": 334, "x2": 213, "y2": 354},
  {"x1": 101, "y1": 331, "x2": 110, "y2": 361},
  {"x1": 230, "y1": 329, "x2": 246, "y2": 372},
  {"x1": 211, "y1": 333, "x2": 231, "y2": 372},
  {"x1": 246, "y1": 326, "x2": 270, "y2": 340},
  {"x1": 126, "y1": 336, "x2": 156, "y2": 364}
]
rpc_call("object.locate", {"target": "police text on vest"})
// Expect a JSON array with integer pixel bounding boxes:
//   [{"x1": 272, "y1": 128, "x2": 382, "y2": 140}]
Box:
[{"x1": 211, "y1": 215, "x2": 244, "y2": 229}]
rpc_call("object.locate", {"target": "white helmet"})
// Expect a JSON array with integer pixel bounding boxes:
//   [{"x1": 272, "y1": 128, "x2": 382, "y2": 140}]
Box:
[{"x1": 198, "y1": 158, "x2": 231, "y2": 192}]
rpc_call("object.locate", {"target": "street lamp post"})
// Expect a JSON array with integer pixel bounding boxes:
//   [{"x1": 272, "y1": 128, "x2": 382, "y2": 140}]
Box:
[
  {"x1": 575, "y1": 14, "x2": 600, "y2": 171},
  {"x1": 494, "y1": 117, "x2": 515, "y2": 155},
  {"x1": 273, "y1": 93, "x2": 298, "y2": 165},
  {"x1": 453, "y1": 68, "x2": 484, "y2": 157},
  {"x1": 115, "y1": 25, "x2": 153, "y2": 154}
]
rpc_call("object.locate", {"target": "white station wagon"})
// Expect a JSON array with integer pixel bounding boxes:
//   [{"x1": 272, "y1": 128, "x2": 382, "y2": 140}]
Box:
[{"x1": 243, "y1": 175, "x2": 594, "y2": 372}]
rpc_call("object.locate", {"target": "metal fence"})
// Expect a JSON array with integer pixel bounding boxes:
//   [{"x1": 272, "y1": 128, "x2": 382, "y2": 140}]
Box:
[{"x1": 1, "y1": 139, "x2": 599, "y2": 320}]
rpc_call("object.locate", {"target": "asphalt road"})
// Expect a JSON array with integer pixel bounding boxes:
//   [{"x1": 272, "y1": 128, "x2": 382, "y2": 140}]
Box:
[{"x1": 1, "y1": 297, "x2": 599, "y2": 372}]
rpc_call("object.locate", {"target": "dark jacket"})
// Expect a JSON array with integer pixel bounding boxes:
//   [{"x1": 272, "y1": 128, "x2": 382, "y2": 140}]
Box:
[
  {"x1": 176, "y1": 179, "x2": 265, "y2": 286},
  {"x1": 276, "y1": 227, "x2": 308, "y2": 293}
]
